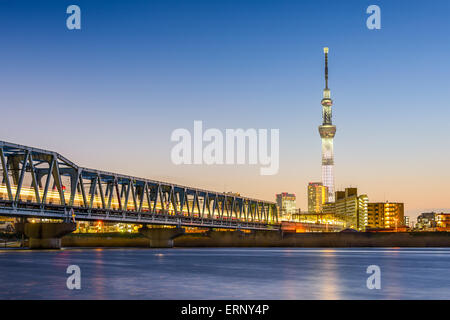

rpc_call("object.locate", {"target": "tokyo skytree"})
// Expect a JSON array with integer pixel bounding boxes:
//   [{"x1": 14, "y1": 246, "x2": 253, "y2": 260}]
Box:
[{"x1": 319, "y1": 47, "x2": 336, "y2": 202}]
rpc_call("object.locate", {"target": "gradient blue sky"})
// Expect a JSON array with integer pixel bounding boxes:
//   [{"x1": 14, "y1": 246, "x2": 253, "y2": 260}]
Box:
[{"x1": 1, "y1": 0, "x2": 449, "y2": 219}]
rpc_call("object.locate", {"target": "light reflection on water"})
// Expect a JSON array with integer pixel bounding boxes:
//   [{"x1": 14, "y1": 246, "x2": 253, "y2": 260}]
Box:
[{"x1": 0, "y1": 247, "x2": 449, "y2": 300}]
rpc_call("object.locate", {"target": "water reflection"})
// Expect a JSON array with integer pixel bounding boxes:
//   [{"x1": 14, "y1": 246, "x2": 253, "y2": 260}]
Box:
[
  {"x1": 92, "y1": 248, "x2": 106, "y2": 299},
  {"x1": 319, "y1": 249, "x2": 340, "y2": 299}
]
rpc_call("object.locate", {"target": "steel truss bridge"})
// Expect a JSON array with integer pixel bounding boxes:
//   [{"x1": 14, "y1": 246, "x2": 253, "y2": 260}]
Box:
[{"x1": 0, "y1": 141, "x2": 279, "y2": 231}]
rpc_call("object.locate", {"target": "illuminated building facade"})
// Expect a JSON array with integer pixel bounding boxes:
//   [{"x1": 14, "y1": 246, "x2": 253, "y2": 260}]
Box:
[
  {"x1": 281, "y1": 221, "x2": 343, "y2": 233},
  {"x1": 322, "y1": 188, "x2": 368, "y2": 230},
  {"x1": 358, "y1": 194, "x2": 369, "y2": 229},
  {"x1": 276, "y1": 193, "x2": 297, "y2": 221},
  {"x1": 292, "y1": 210, "x2": 346, "y2": 228},
  {"x1": 367, "y1": 202, "x2": 404, "y2": 230},
  {"x1": 307, "y1": 182, "x2": 328, "y2": 213},
  {"x1": 436, "y1": 213, "x2": 450, "y2": 231},
  {"x1": 319, "y1": 47, "x2": 336, "y2": 202}
]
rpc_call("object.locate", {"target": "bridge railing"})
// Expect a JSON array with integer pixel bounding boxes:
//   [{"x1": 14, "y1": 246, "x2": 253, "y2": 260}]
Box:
[{"x1": 0, "y1": 141, "x2": 279, "y2": 227}]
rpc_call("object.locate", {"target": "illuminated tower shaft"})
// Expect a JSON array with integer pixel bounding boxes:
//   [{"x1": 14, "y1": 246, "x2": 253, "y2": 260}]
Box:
[{"x1": 319, "y1": 47, "x2": 336, "y2": 202}]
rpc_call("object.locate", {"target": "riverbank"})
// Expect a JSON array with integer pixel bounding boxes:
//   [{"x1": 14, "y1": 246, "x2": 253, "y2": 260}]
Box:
[{"x1": 60, "y1": 231, "x2": 450, "y2": 248}]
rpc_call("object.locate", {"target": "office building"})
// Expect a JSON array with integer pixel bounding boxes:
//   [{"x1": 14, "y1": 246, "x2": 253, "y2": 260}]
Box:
[
  {"x1": 276, "y1": 193, "x2": 297, "y2": 221},
  {"x1": 308, "y1": 182, "x2": 328, "y2": 213}
]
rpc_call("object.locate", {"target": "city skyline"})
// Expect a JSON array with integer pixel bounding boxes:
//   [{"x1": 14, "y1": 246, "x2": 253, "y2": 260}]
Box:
[{"x1": 1, "y1": 0, "x2": 450, "y2": 220}]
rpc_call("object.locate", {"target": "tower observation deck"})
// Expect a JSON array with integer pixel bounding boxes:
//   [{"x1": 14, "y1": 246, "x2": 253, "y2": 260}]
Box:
[{"x1": 319, "y1": 47, "x2": 336, "y2": 202}]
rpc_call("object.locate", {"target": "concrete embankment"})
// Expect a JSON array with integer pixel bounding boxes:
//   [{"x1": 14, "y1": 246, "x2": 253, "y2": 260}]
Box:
[
  {"x1": 61, "y1": 231, "x2": 450, "y2": 248},
  {"x1": 62, "y1": 233, "x2": 149, "y2": 247}
]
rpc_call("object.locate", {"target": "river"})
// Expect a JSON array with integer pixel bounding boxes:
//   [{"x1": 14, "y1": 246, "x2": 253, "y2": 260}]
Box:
[{"x1": 0, "y1": 247, "x2": 449, "y2": 299}]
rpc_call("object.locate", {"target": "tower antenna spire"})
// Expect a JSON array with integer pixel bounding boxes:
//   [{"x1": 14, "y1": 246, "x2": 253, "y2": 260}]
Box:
[{"x1": 324, "y1": 47, "x2": 329, "y2": 89}]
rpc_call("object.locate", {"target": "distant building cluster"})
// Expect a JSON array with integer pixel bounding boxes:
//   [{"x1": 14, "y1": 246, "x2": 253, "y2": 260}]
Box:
[
  {"x1": 275, "y1": 187, "x2": 450, "y2": 233},
  {"x1": 277, "y1": 186, "x2": 405, "y2": 232}
]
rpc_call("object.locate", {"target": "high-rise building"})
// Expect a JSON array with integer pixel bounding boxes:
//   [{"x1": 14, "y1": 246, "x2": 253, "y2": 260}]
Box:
[
  {"x1": 319, "y1": 47, "x2": 336, "y2": 202},
  {"x1": 323, "y1": 188, "x2": 369, "y2": 231},
  {"x1": 276, "y1": 193, "x2": 297, "y2": 221},
  {"x1": 322, "y1": 188, "x2": 368, "y2": 230},
  {"x1": 308, "y1": 182, "x2": 328, "y2": 213},
  {"x1": 367, "y1": 202, "x2": 404, "y2": 230}
]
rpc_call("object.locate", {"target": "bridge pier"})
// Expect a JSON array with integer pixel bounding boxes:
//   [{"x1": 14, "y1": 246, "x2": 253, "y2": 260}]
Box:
[
  {"x1": 139, "y1": 226, "x2": 185, "y2": 248},
  {"x1": 15, "y1": 222, "x2": 76, "y2": 249}
]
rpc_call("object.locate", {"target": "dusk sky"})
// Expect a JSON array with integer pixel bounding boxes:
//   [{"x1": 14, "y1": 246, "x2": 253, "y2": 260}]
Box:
[{"x1": 1, "y1": 0, "x2": 449, "y2": 220}]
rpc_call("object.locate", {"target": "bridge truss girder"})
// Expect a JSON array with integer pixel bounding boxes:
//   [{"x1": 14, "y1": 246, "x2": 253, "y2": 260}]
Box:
[{"x1": 0, "y1": 141, "x2": 279, "y2": 230}]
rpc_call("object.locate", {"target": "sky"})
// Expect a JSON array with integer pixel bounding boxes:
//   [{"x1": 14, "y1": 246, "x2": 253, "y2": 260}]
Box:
[{"x1": 0, "y1": 0, "x2": 449, "y2": 220}]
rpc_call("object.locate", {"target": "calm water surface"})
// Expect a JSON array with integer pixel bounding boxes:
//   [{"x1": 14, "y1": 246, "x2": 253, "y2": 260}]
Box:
[{"x1": 0, "y1": 247, "x2": 449, "y2": 299}]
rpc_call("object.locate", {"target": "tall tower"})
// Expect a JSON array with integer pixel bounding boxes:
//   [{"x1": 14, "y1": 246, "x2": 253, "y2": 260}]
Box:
[{"x1": 319, "y1": 47, "x2": 336, "y2": 202}]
